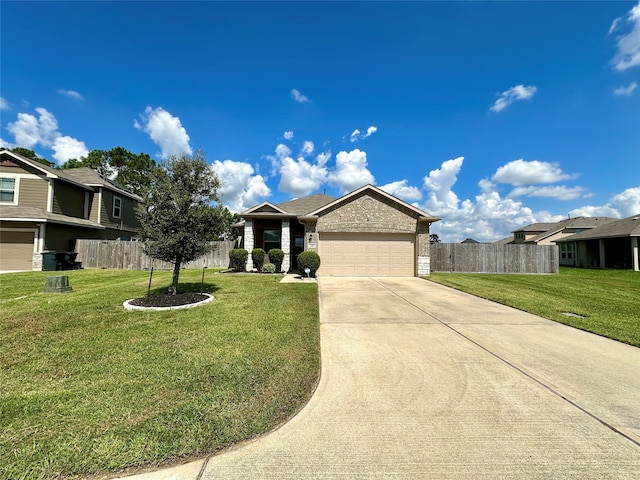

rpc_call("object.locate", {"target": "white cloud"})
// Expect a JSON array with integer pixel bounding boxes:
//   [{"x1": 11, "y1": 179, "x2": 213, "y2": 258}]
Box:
[
  {"x1": 0, "y1": 138, "x2": 17, "y2": 149},
  {"x1": 4, "y1": 107, "x2": 88, "y2": 164},
  {"x1": 610, "y1": 1, "x2": 640, "y2": 71},
  {"x1": 51, "y1": 136, "x2": 89, "y2": 164},
  {"x1": 284, "y1": 130, "x2": 294, "y2": 140},
  {"x1": 7, "y1": 107, "x2": 59, "y2": 148},
  {"x1": 613, "y1": 82, "x2": 638, "y2": 96},
  {"x1": 211, "y1": 159, "x2": 271, "y2": 212},
  {"x1": 569, "y1": 187, "x2": 640, "y2": 218},
  {"x1": 134, "y1": 106, "x2": 192, "y2": 160},
  {"x1": 58, "y1": 89, "x2": 84, "y2": 101},
  {"x1": 421, "y1": 157, "x2": 564, "y2": 242},
  {"x1": 380, "y1": 179, "x2": 422, "y2": 201},
  {"x1": 290, "y1": 88, "x2": 311, "y2": 104},
  {"x1": 328, "y1": 149, "x2": 375, "y2": 194},
  {"x1": 0, "y1": 97, "x2": 9, "y2": 110},
  {"x1": 492, "y1": 159, "x2": 578, "y2": 186},
  {"x1": 272, "y1": 143, "x2": 327, "y2": 197},
  {"x1": 301, "y1": 140, "x2": 314, "y2": 157},
  {"x1": 350, "y1": 125, "x2": 378, "y2": 142},
  {"x1": 507, "y1": 185, "x2": 590, "y2": 201},
  {"x1": 490, "y1": 85, "x2": 537, "y2": 113}
]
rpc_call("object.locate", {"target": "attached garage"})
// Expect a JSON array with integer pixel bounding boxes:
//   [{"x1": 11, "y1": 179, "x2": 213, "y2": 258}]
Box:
[
  {"x1": 319, "y1": 232, "x2": 415, "y2": 276},
  {"x1": 0, "y1": 230, "x2": 35, "y2": 270},
  {"x1": 240, "y1": 184, "x2": 440, "y2": 277}
]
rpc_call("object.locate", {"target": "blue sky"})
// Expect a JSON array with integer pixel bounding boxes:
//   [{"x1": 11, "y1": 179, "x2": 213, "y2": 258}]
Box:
[{"x1": 1, "y1": 1, "x2": 639, "y2": 241}]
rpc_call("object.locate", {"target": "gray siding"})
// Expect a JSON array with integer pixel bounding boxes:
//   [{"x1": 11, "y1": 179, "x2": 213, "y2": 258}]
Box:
[{"x1": 17, "y1": 177, "x2": 49, "y2": 209}]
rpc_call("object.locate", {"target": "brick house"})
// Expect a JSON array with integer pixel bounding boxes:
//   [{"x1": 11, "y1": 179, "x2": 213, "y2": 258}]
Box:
[
  {"x1": 237, "y1": 184, "x2": 440, "y2": 276},
  {"x1": 0, "y1": 149, "x2": 141, "y2": 270}
]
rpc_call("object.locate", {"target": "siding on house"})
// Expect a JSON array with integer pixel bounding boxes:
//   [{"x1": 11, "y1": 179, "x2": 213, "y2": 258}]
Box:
[
  {"x1": 17, "y1": 177, "x2": 49, "y2": 209},
  {"x1": 53, "y1": 182, "x2": 85, "y2": 218}
]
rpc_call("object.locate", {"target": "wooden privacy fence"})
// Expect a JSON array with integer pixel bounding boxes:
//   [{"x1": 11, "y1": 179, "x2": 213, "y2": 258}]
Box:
[
  {"x1": 431, "y1": 243, "x2": 559, "y2": 274},
  {"x1": 75, "y1": 239, "x2": 234, "y2": 270}
]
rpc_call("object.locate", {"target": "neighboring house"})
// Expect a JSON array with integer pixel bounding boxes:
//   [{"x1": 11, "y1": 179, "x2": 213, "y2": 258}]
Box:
[
  {"x1": 461, "y1": 238, "x2": 480, "y2": 244},
  {"x1": 511, "y1": 217, "x2": 617, "y2": 266},
  {"x1": 237, "y1": 184, "x2": 440, "y2": 276},
  {"x1": 493, "y1": 236, "x2": 514, "y2": 245},
  {"x1": 555, "y1": 214, "x2": 640, "y2": 271},
  {"x1": 0, "y1": 149, "x2": 141, "y2": 270}
]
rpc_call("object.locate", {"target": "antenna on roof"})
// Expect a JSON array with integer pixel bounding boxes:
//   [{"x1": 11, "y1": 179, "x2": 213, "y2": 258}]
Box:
[{"x1": 323, "y1": 188, "x2": 326, "y2": 195}]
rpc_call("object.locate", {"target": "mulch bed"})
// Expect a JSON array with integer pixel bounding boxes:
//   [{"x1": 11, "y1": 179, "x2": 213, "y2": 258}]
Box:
[{"x1": 128, "y1": 292, "x2": 209, "y2": 308}]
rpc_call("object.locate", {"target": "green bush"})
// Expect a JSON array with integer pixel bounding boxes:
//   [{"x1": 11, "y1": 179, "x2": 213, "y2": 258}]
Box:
[
  {"x1": 229, "y1": 248, "x2": 248, "y2": 272},
  {"x1": 268, "y1": 249, "x2": 285, "y2": 272},
  {"x1": 251, "y1": 248, "x2": 266, "y2": 272},
  {"x1": 262, "y1": 263, "x2": 276, "y2": 274},
  {"x1": 297, "y1": 251, "x2": 321, "y2": 277}
]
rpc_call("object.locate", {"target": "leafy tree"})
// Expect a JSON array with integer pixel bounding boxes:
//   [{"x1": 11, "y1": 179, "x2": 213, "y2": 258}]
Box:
[
  {"x1": 430, "y1": 234, "x2": 441, "y2": 244},
  {"x1": 10, "y1": 147, "x2": 54, "y2": 167},
  {"x1": 136, "y1": 150, "x2": 225, "y2": 294},
  {"x1": 60, "y1": 147, "x2": 157, "y2": 196},
  {"x1": 220, "y1": 208, "x2": 241, "y2": 240}
]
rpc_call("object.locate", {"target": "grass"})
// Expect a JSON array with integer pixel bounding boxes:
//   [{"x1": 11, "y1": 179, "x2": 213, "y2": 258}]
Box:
[
  {"x1": 426, "y1": 267, "x2": 640, "y2": 347},
  {"x1": 0, "y1": 269, "x2": 320, "y2": 480}
]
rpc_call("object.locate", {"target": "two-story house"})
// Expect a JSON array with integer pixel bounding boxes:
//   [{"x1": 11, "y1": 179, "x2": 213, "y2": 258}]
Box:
[{"x1": 0, "y1": 149, "x2": 141, "y2": 270}]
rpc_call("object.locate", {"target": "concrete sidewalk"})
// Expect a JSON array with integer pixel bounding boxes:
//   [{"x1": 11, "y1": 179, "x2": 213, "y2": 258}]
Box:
[{"x1": 114, "y1": 277, "x2": 640, "y2": 479}]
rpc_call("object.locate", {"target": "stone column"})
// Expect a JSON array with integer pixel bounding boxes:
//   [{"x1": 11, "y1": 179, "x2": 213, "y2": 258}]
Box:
[
  {"x1": 281, "y1": 220, "x2": 291, "y2": 273},
  {"x1": 244, "y1": 219, "x2": 254, "y2": 271},
  {"x1": 417, "y1": 221, "x2": 431, "y2": 276}
]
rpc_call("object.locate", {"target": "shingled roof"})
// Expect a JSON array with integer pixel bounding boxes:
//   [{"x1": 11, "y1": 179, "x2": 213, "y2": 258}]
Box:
[{"x1": 556, "y1": 214, "x2": 640, "y2": 241}]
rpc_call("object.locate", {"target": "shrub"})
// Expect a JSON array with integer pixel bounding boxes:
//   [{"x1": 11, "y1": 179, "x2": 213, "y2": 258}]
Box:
[
  {"x1": 297, "y1": 251, "x2": 321, "y2": 277},
  {"x1": 229, "y1": 248, "x2": 248, "y2": 272},
  {"x1": 268, "y1": 248, "x2": 285, "y2": 272},
  {"x1": 262, "y1": 263, "x2": 276, "y2": 274},
  {"x1": 251, "y1": 248, "x2": 266, "y2": 272}
]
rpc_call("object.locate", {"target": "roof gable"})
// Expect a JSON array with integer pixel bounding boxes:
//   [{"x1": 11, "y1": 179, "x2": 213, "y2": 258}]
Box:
[
  {"x1": 308, "y1": 184, "x2": 439, "y2": 221},
  {"x1": 241, "y1": 201, "x2": 288, "y2": 215}
]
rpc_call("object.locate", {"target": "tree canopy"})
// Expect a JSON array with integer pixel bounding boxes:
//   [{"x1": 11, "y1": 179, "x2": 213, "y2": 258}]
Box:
[
  {"x1": 61, "y1": 147, "x2": 157, "y2": 196},
  {"x1": 10, "y1": 147, "x2": 55, "y2": 167},
  {"x1": 135, "y1": 150, "x2": 225, "y2": 294}
]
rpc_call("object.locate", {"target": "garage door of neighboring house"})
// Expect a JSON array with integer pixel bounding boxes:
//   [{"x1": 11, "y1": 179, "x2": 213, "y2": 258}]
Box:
[
  {"x1": 0, "y1": 230, "x2": 35, "y2": 270},
  {"x1": 318, "y1": 232, "x2": 415, "y2": 276}
]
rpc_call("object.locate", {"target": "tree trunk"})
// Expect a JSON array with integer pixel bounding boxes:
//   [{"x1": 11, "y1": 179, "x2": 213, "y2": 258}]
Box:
[{"x1": 169, "y1": 256, "x2": 182, "y2": 295}]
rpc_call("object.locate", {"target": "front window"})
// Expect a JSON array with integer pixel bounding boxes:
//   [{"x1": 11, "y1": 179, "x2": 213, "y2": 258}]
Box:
[
  {"x1": 264, "y1": 229, "x2": 281, "y2": 252},
  {"x1": 113, "y1": 196, "x2": 122, "y2": 218},
  {"x1": 0, "y1": 178, "x2": 16, "y2": 203},
  {"x1": 560, "y1": 242, "x2": 574, "y2": 259}
]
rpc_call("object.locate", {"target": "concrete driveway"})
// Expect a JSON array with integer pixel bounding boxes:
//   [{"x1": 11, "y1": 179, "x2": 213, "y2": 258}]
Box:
[{"x1": 122, "y1": 277, "x2": 640, "y2": 479}]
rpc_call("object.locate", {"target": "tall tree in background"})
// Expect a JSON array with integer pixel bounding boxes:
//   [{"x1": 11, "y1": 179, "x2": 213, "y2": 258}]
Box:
[
  {"x1": 10, "y1": 147, "x2": 54, "y2": 167},
  {"x1": 61, "y1": 147, "x2": 157, "y2": 196},
  {"x1": 136, "y1": 150, "x2": 225, "y2": 294}
]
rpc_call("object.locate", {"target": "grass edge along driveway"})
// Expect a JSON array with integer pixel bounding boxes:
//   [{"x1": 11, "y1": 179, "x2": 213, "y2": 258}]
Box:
[
  {"x1": 426, "y1": 267, "x2": 640, "y2": 347},
  {"x1": 0, "y1": 269, "x2": 320, "y2": 480}
]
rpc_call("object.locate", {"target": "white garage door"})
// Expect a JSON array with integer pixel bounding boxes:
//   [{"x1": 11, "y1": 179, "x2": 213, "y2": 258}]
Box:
[
  {"x1": 318, "y1": 232, "x2": 415, "y2": 276},
  {"x1": 0, "y1": 230, "x2": 35, "y2": 270}
]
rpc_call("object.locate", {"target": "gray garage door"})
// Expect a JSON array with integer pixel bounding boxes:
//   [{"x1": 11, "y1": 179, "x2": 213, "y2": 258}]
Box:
[
  {"x1": 0, "y1": 230, "x2": 35, "y2": 270},
  {"x1": 318, "y1": 232, "x2": 415, "y2": 276}
]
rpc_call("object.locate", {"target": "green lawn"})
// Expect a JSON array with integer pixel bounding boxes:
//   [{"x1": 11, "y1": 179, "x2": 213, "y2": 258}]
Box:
[
  {"x1": 427, "y1": 267, "x2": 640, "y2": 347},
  {"x1": 0, "y1": 269, "x2": 320, "y2": 480}
]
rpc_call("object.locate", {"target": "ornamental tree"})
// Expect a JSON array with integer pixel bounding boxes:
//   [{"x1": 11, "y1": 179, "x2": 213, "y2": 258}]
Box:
[{"x1": 136, "y1": 150, "x2": 225, "y2": 294}]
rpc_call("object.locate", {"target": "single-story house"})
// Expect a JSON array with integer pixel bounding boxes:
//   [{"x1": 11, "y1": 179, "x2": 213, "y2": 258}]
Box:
[
  {"x1": 0, "y1": 149, "x2": 141, "y2": 270},
  {"x1": 555, "y1": 214, "x2": 640, "y2": 271},
  {"x1": 511, "y1": 216, "x2": 617, "y2": 266},
  {"x1": 237, "y1": 184, "x2": 440, "y2": 276}
]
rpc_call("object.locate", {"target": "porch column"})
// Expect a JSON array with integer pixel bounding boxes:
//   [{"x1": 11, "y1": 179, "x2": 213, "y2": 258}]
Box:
[
  {"x1": 598, "y1": 238, "x2": 606, "y2": 269},
  {"x1": 244, "y1": 219, "x2": 254, "y2": 271},
  {"x1": 417, "y1": 221, "x2": 431, "y2": 276},
  {"x1": 281, "y1": 220, "x2": 290, "y2": 273},
  {"x1": 632, "y1": 237, "x2": 639, "y2": 272}
]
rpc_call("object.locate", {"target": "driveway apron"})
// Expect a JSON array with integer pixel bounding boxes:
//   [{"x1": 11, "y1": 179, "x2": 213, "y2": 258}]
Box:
[{"x1": 200, "y1": 277, "x2": 640, "y2": 479}]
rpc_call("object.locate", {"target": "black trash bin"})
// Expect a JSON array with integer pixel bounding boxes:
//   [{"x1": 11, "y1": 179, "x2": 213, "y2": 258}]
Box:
[
  {"x1": 55, "y1": 252, "x2": 78, "y2": 270},
  {"x1": 42, "y1": 252, "x2": 58, "y2": 271}
]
